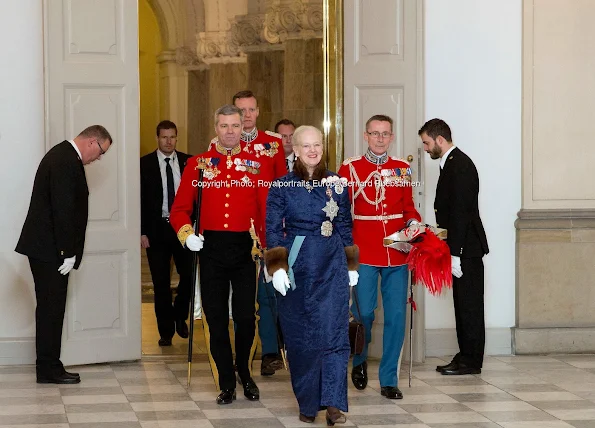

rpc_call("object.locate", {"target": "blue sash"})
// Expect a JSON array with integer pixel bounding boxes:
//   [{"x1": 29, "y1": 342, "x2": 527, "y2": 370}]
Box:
[{"x1": 287, "y1": 236, "x2": 305, "y2": 290}]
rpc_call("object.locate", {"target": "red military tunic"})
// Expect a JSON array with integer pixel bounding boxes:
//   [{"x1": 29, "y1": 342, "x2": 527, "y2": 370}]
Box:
[
  {"x1": 338, "y1": 153, "x2": 421, "y2": 267},
  {"x1": 209, "y1": 128, "x2": 286, "y2": 179},
  {"x1": 241, "y1": 129, "x2": 286, "y2": 179},
  {"x1": 170, "y1": 142, "x2": 273, "y2": 247}
]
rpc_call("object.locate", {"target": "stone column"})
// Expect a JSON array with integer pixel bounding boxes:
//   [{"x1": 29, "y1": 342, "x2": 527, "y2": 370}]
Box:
[
  {"x1": 515, "y1": 0, "x2": 595, "y2": 353},
  {"x1": 157, "y1": 50, "x2": 190, "y2": 153},
  {"x1": 283, "y1": 38, "x2": 323, "y2": 129}
]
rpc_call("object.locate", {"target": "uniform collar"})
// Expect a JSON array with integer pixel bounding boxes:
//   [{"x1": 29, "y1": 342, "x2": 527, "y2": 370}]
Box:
[
  {"x1": 364, "y1": 148, "x2": 388, "y2": 165},
  {"x1": 241, "y1": 127, "x2": 258, "y2": 143},
  {"x1": 215, "y1": 142, "x2": 242, "y2": 156}
]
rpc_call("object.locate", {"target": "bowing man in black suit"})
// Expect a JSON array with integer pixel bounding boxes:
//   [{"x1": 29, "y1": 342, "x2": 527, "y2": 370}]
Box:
[
  {"x1": 16, "y1": 125, "x2": 113, "y2": 384},
  {"x1": 419, "y1": 118, "x2": 489, "y2": 375},
  {"x1": 140, "y1": 120, "x2": 193, "y2": 346}
]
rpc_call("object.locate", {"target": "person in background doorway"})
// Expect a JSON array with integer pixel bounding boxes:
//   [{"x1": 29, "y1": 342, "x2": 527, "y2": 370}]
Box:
[
  {"x1": 140, "y1": 120, "x2": 193, "y2": 347},
  {"x1": 275, "y1": 118, "x2": 296, "y2": 173}
]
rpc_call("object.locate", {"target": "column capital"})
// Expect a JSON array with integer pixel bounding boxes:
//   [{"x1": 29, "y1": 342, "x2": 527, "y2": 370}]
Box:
[
  {"x1": 197, "y1": 31, "x2": 246, "y2": 64},
  {"x1": 233, "y1": 0, "x2": 323, "y2": 49}
]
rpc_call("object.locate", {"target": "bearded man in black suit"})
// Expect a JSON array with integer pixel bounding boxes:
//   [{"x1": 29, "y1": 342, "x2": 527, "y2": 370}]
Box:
[
  {"x1": 419, "y1": 118, "x2": 489, "y2": 376},
  {"x1": 140, "y1": 120, "x2": 193, "y2": 346},
  {"x1": 16, "y1": 125, "x2": 113, "y2": 384}
]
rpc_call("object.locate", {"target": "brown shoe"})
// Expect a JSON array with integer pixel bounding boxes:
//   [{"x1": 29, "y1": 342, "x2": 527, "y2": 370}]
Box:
[
  {"x1": 299, "y1": 413, "x2": 315, "y2": 423},
  {"x1": 325, "y1": 406, "x2": 346, "y2": 426},
  {"x1": 260, "y1": 354, "x2": 283, "y2": 376}
]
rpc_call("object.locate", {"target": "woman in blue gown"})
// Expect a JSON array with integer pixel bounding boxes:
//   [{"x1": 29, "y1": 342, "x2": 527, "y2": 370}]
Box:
[{"x1": 264, "y1": 125, "x2": 359, "y2": 425}]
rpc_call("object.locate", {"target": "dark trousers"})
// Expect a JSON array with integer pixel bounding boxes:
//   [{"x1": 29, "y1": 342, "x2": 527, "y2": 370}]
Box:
[
  {"x1": 200, "y1": 230, "x2": 256, "y2": 390},
  {"x1": 29, "y1": 257, "x2": 69, "y2": 376},
  {"x1": 145, "y1": 220, "x2": 193, "y2": 339},
  {"x1": 452, "y1": 257, "x2": 485, "y2": 368}
]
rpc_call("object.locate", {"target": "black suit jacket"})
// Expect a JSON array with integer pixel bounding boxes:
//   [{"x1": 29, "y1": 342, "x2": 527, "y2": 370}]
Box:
[
  {"x1": 435, "y1": 147, "x2": 489, "y2": 258},
  {"x1": 16, "y1": 141, "x2": 89, "y2": 269},
  {"x1": 140, "y1": 150, "x2": 191, "y2": 242}
]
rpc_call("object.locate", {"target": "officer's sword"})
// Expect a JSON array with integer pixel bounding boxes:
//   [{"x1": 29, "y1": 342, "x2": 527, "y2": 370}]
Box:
[{"x1": 187, "y1": 168, "x2": 204, "y2": 388}]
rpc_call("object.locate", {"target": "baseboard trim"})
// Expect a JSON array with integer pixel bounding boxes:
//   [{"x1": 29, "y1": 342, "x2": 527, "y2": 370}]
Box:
[
  {"x1": 513, "y1": 327, "x2": 595, "y2": 354},
  {"x1": 0, "y1": 338, "x2": 35, "y2": 365},
  {"x1": 426, "y1": 328, "x2": 512, "y2": 357}
]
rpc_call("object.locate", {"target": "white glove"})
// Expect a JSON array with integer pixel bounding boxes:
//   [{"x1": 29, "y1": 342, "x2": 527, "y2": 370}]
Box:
[
  {"x1": 451, "y1": 255, "x2": 463, "y2": 278},
  {"x1": 263, "y1": 265, "x2": 273, "y2": 283},
  {"x1": 348, "y1": 270, "x2": 359, "y2": 286},
  {"x1": 272, "y1": 269, "x2": 291, "y2": 296},
  {"x1": 185, "y1": 233, "x2": 204, "y2": 251},
  {"x1": 58, "y1": 256, "x2": 76, "y2": 275}
]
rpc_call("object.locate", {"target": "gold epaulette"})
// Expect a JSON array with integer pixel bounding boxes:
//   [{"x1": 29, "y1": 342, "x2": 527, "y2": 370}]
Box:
[
  {"x1": 390, "y1": 156, "x2": 410, "y2": 165},
  {"x1": 208, "y1": 137, "x2": 218, "y2": 150},
  {"x1": 342, "y1": 155, "x2": 362, "y2": 165},
  {"x1": 177, "y1": 224, "x2": 195, "y2": 246},
  {"x1": 264, "y1": 130, "x2": 282, "y2": 139}
]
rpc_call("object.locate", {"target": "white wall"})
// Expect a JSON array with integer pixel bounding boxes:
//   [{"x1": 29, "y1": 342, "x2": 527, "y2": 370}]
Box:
[
  {"x1": 423, "y1": 0, "x2": 521, "y2": 338},
  {"x1": 0, "y1": 1, "x2": 45, "y2": 344}
]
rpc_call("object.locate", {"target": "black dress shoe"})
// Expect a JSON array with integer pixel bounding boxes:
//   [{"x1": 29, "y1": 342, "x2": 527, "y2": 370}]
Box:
[
  {"x1": 37, "y1": 373, "x2": 81, "y2": 384},
  {"x1": 381, "y1": 386, "x2": 403, "y2": 399},
  {"x1": 63, "y1": 370, "x2": 80, "y2": 379},
  {"x1": 158, "y1": 338, "x2": 172, "y2": 346},
  {"x1": 176, "y1": 319, "x2": 189, "y2": 339},
  {"x1": 351, "y1": 361, "x2": 368, "y2": 390},
  {"x1": 216, "y1": 389, "x2": 236, "y2": 405},
  {"x1": 436, "y1": 360, "x2": 458, "y2": 372},
  {"x1": 441, "y1": 362, "x2": 481, "y2": 376},
  {"x1": 239, "y1": 376, "x2": 260, "y2": 401}
]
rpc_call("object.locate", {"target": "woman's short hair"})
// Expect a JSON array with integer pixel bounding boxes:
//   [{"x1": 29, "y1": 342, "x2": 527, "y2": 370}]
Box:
[{"x1": 292, "y1": 125, "x2": 323, "y2": 149}]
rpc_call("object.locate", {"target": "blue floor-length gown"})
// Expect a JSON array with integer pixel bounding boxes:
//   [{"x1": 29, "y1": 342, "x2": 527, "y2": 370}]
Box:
[{"x1": 266, "y1": 171, "x2": 353, "y2": 417}]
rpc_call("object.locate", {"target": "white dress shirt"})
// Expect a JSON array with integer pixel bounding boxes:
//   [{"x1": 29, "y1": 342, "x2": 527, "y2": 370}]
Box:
[
  {"x1": 285, "y1": 153, "x2": 295, "y2": 172},
  {"x1": 68, "y1": 140, "x2": 82, "y2": 161},
  {"x1": 157, "y1": 150, "x2": 181, "y2": 217},
  {"x1": 440, "y1": 145, "x2": 456, "y2": 170}
]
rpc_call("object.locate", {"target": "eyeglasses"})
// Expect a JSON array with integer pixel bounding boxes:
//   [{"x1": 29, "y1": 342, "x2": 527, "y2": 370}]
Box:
[
  {"x1": 366, "y1": 131, "x2": 393, "y2": 139},
  {"x1": 96, "y1": 139, "x2": 106, "y2": 155}
]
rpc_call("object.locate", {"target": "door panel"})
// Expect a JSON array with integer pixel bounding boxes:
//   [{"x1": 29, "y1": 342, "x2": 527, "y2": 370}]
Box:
[{"x1": 44, "y1": 0, "x2": 141, "y2": 365}]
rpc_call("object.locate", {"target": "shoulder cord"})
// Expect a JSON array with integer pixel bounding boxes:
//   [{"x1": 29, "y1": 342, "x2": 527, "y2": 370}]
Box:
[{"x1": 348, "y1": 163, "x2": 386, "y2": 216}]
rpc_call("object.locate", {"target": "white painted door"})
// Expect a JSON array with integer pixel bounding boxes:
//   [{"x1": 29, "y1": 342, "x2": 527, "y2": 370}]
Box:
[
  {"x1": 44, "y1": 0, "x2": 141, "y2": 365},
  {"x1": 343, "y1": 0, "x2": 425, "y2": 362}
]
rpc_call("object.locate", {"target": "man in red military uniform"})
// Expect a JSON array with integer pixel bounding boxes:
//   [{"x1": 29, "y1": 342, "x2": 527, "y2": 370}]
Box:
[
  {"x1": 170, "y1": 104, "x2": 272, "y2": 405},
  {"x1": 207, "y1": 90, "x2": 288, "y2": 374},
  {"x1": 233, "y1": 90, "x2": 287, "y2": 179},
  {"x1": 338, "y1": 114, "x2": 421, "y2": 400}
]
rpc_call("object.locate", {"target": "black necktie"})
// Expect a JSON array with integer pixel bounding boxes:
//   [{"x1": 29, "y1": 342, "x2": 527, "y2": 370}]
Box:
[
  {"x1": 285, "y1": 158, "x2": 290, "y2": 172},
  {"x1": 165, "y1": 158, "x2": 175, "y2": 213}
]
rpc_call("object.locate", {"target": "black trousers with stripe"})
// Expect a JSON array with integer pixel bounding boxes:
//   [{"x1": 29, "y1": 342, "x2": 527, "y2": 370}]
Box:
[{"x1": 199, "y1": 230, "x2": 257, "y2": 390}]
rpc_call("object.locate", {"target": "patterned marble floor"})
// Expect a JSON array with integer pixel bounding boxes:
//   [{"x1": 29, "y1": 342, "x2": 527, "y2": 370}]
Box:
[{"x1": 3, "y1": 354, "x2": 595, "y2": 427}]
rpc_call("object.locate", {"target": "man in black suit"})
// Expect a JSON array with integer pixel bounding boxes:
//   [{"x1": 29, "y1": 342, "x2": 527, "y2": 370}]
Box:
[
  {"x1": 140, "y1": 120, "x2": 193, "y2": 346},
  {"x1": 418, "y1": 118, "x2": 489, "y2": 376},
  {"x1": 16, "y1": 125, "x2": 113, "y2": 384}
]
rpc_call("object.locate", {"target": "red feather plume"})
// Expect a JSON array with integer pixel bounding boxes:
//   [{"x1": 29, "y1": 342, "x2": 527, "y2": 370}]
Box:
[{"x1": 406, "y1": 230, "x2": 452, "y2": 295}]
